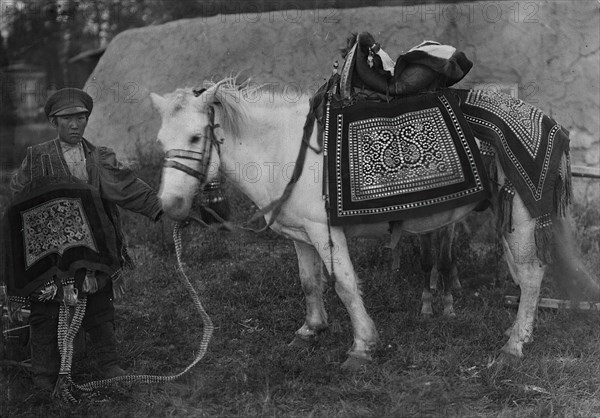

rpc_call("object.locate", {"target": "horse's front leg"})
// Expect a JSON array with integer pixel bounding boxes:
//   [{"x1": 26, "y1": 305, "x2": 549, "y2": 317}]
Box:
[
  {"x1": 309, "y1": 226, "x2": 378, "y2": 371},
  {"x1": 289, "y1": 241, "x2": 328, "y2": 348}
]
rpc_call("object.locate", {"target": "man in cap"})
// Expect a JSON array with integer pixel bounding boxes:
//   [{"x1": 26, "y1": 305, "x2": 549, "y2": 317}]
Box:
[{"x1": 5, "y1": 87, "x2": 163, "y2": 392}]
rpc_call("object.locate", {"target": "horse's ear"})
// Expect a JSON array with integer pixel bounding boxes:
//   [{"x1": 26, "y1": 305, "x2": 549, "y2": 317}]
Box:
[{"x1": 150, "y1": 92, "x2": 169, "y2": 115}]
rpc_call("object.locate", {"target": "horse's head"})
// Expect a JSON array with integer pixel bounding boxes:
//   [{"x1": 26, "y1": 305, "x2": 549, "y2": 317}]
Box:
[{"x1": 151, "y1": 80, "x2": 242, "y2": 221}]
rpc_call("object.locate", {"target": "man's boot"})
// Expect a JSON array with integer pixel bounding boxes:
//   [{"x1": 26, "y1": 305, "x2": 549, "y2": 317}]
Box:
[
  {"x1": 87, "y1": 322, "x2": 126, "y2": 378},
  {"x1": 29, "y1": 319, "x2": 60, "y2": 391}
]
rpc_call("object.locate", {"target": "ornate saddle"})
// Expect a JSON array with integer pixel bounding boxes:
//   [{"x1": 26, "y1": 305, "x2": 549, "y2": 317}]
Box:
[{"x1": 339, "y1": 32, "x2": 473, "y2": 100}]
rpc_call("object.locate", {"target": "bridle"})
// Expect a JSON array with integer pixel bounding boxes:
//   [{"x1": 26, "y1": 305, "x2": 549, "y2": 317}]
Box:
[
  {"x1": 163, "y1": 88, "x2": 223, "y2": 185},
  {"x1": 160, "y1": 84, "x2": 318, "y2": 233}
]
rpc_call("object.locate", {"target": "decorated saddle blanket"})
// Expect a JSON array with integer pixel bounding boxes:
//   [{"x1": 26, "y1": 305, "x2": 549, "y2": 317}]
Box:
[
  {"x1": 324, "y1": 89, "x2": 490, "y2": 225},
  {"x1": 455, "y1": 89, "x2": 571, "y2": 220},
  {"x1": 3, "y1": 181, "x2": 121, "y2": 302}
]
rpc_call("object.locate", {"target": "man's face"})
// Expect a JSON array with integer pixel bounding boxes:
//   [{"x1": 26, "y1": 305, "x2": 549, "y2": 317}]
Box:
[{"x1": 52, "y1": 113, "x2": 88, "y2": 145}]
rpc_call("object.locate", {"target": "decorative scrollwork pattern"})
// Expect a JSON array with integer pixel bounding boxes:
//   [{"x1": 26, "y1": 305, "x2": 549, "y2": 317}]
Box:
[
  {"x1": 22, "y1": 198, "x2": 98, "y2": 268},
  {"x1": 349, "y1": 107, "x2": 464, "y2": 202}
]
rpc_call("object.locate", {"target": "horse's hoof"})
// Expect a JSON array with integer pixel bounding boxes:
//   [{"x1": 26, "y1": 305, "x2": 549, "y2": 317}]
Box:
[
  {"x1": 288, "y1": 335, "x2": 317, "y2": 349},
  {"x1": 341, "y1": 354, "x2": 372, "y2": 372},
  {"x1": 421, "y1": 305, "x2": 434, "y2": 317},
  {"x1": 443, "y1": 309, "x2": 456, "y2": 318},
  {"x1": 494, "y1": 350, "x2": 520, "y2": 367}
]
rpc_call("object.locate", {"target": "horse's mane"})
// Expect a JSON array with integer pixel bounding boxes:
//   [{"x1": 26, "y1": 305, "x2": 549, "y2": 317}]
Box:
[
  {"x1": 200, "y1": 77, "x2": 310, "y2": 135},
  {"x1": 162, "y1": 77, "x2": 307, "y2": 138},
  {"x1": 202, "y1": 78, "x2": 252, "y2": 137},
  {"x1": 162, "y1": 78, "x2": 254, "y2": 137}
]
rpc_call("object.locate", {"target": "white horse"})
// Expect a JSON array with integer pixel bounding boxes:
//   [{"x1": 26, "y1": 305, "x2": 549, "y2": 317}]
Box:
[{"x1": 150, "y1": 79, "x2": 587, "y2": 370}]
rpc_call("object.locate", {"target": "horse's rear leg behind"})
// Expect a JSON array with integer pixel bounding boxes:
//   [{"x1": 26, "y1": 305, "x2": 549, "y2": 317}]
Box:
[
  {"x1": 289, "y1": 241, "x2": 329, "y2": 348},
  {"x1": 500, "y1": 191, "x2": 545, "y2": 359},
  {"x1": 419, "y1": 224, "x2": 459, "y2": 317},
  {"x1": 419, "y1": 232, "x2": 435, "y2": 316},
  {"x1": 437, "y1": 223, "x2": 458, "y2": 317}
]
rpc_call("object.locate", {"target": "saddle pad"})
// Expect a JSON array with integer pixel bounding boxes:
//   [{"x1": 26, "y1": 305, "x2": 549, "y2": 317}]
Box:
[
  {"x1": 324, "y1": 90, "x2": 489, "y2": 225},
  {"x1": 455, "y1": 89, "x2": 571, "y2": 218},
  {"x1": 4, "y1": 182, "x2": 121, "y2": 299}
]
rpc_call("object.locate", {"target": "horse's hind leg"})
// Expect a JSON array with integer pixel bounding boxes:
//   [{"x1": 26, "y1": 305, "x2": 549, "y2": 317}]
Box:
[
  {"x1": 438, "y1": 223, "x2": 457, "y2": 317},
  {"x1": 500, "y1": 192, "x2": 545, "y2": 359},
  {"x1": 419, "y1": 232, "x2": 435, "y2": 316},
  {"x1": 290, "y1": 241, "x2": 328, "y2": 348}
]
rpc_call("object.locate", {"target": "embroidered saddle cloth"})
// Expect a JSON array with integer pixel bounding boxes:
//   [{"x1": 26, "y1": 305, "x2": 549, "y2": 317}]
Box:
[
  {"x1": 3, "y1": 181, "x2": 121, "y2": 301},
  {"x1": 455, "y1": 89, "x2": 571, "y2": 219},
  {"x1": 324, "y1": 89, "x2": 490, "y2": 225}
]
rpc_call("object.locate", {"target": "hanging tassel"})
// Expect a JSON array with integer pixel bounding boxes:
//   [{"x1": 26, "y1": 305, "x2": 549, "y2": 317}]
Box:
[
  {"x1": 564, "y1": 151, "x2": 573, "y2": 209},
  {"x1": 497, "y1": 180, "x2": 515, "y2": 233},
  {"x1": 36, "y1": 281, "x2": 58, "y2": 302},
  {"x1": 554, "y1": 151, "x2": 573, "y2": 218},
  {"x1": 554, "y1": 170, "x2": 566, "y2": 217},
  {"x1": 554, "y1": 151, "x2": 573, "y2": 217},
  {"x1": 7, "y1": 300, "x2": 25, "y2": 323},
  {"x1": 535, "y1": 214, "x2": 554, "y2": 264},
  {"x1": 200, "y1": 179, "x2": 231, "y2": 224},
  {"x1": 479, "y1": 141, "x2": 497, "y2": 185},
  {"x1": 62, "y1": 281, "x2": 78, "y2": 307},
  {"x1": 82, "y1": 269, "x2": 98, "y2": 294}
]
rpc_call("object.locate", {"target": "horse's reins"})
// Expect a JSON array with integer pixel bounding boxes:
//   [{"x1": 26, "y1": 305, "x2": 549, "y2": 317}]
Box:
[
  {"x1": 53, "y1": 94, "x2": 221, "y2": 402},
  {"x1": 46, "y1": 86, "x2": 323, "y2": 403},
  {"x1": 53, "y1": 221, "x2": 213, "y2": 403}
]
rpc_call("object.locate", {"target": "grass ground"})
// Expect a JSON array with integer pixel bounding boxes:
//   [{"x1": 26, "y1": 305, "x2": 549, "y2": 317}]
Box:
[{"x1": 1, "y1": 167, "x2": 600, "y2": 417}]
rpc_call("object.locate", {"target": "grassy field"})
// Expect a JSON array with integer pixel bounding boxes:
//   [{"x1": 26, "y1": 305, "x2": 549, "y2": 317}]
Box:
[{"x1": 2, "y1": 163, "x2": 600, "y2": 417}]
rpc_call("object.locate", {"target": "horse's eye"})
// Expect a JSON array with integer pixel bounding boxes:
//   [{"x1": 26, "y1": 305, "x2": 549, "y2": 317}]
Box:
[{"x1": 191, "y1": 135, "x2": 201, "y2": 144}]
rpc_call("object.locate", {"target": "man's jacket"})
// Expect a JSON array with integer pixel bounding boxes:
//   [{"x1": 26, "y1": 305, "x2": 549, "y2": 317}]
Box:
[{"x1": 3, "y1": 138, "x2": 162, "y2": 303}]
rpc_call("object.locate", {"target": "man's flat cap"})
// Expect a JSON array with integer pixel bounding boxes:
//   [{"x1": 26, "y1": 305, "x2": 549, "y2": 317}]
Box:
[{"x1": 44, "y1": 88, "x2": 93, "y2": 117}]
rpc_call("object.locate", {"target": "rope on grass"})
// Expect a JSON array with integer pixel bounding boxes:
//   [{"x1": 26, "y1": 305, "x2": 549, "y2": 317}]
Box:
[{"x1": 54, "y1": 221, "x2": 214, "y2": 403}]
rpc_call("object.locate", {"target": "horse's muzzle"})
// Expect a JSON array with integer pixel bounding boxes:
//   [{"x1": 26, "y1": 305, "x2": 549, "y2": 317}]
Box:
[{"x1": 160, "y1": 195, "x2": 191, "y2": 221}]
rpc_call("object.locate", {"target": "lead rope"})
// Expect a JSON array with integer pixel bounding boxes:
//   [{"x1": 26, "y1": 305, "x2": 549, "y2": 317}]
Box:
[{"x1": 53, "y1": 221, "x2": 214, "y2": 403}]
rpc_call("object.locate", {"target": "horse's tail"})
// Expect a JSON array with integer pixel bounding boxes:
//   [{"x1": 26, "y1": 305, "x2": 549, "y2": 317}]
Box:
[{"x1": 548, "y1": 215, "x2": 600, "y2": 302}]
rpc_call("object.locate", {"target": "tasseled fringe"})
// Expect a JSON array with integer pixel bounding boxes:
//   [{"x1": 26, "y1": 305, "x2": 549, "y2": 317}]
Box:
[
  {"x1": 554, "y1": 151, "x2": 573, "y2": 217},
  {"x1": 479, "y1": 140, "x2": 497, "y2": 184},
  {"x1": 61, "y1": 277, "x2": 78, "y2": 306},
  {"x1": 37, "y1": 281, "x2": 58, "y2": 301},
  {"x1": 82, "y1": 270, "x2": 98, "y2": 294},
  {"x1": 200, "y1": 179, "x2": 231, "y2": 224},
  {"x1": 62, "y1": 284, "x2": 78, "y2": 306},
  {"x1": 7, "y1": 299, "x2": 26, "y2": 322},
  {"x1": 497, "y1": 180, "x2": 515, "y2": 233},
  {"x1": 534, "y1": 213, "x2": 554, "y2": 264}
]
